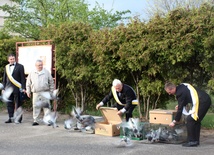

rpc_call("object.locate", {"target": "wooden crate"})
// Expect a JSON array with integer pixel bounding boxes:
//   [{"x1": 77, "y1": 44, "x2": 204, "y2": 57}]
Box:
[
  {"x1": 95, "y1": 107, "x2": 122, "y2": 136},
  {"x1": 149, "y1": 109, "x2": 177, "y2": 125}
]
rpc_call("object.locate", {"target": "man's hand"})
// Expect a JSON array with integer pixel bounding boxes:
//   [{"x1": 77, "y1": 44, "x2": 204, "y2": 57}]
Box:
[
  {"x1": 117, "y1": 110, "x2": 123, "y2": 116},
  {"x1": 169, "y1": 120, "x2": 176, "y2": 127},
  {"x1": 27, "y1": 93, "x2": 31, "y2": 98},
  {"x1": 96, "y1": 104, "x2": 101, "y2": 110},
  {"x1": 175, "y1": 105, "x2": 178, "y2": 110}
]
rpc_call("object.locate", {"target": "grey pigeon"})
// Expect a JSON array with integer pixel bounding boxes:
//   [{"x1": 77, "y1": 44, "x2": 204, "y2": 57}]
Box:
[
  {"x1": 145, "y1": 125, "x2": 186, "y2": 143},
  {"x1": 64, "y1": 118, "x2": 76, "y2": 130},
  {"x1": 0, "y1": 83, "x2": 4, "y2": 90},
  {"x1": 119, "y1": 118, "x2": 143, "y2": 138},
  {"x1": 69, "y1": 107, "x2": 95, "y2": 133},
  {"x1": 13, "y1": 106, "x2": 24, "y2": 124},
  {"x1": 43, "y1": 111, "x2": 58, "y2": 128},
  {"x1": 35, "y1": 100, "x2": 50, "y2": 109},
  {"x1": 0, "y1": 87, "x2": 13, "y2": 103},
  {"x1": 81, "y1": 116, "x2": 95, "y2": 128},
  {"x1": 39, "y1": 89, "x2": 59, "y2": 100},
  {"x1": 72, "y1": 107, "x2": 83, "y2": 122}
]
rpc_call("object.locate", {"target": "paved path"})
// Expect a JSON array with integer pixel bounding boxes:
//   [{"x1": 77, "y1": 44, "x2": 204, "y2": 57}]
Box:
[{"x1": 0, "y1": 110, "x2": 214, "y2": 155}]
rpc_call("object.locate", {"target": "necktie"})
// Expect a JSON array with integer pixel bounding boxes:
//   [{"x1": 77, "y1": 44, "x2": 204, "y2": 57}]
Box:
[{"x1": 10, "y1": 64, "x2": 15, "y2": 66}]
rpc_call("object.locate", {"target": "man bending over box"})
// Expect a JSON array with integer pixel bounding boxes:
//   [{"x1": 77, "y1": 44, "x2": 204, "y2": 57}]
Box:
[{"x1": 96, "y1": 79, "x2": 138, "y2": 122}]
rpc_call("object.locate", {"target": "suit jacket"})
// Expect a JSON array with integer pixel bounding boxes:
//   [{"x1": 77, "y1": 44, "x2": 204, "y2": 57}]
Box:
[
  {"x1": 101, "y1": 84, "x2": 137, "y2": 111},
  {"x1": 2, "y1": 63, "x2": 26, "y2": 93},
  {"x1": 175, "y1": 84, "x2": 211, "y2": 122}
]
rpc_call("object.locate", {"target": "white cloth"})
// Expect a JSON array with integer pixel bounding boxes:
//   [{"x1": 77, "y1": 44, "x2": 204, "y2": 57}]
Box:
[{"x1": 9, "y1": 65, "x2": 15, "y2": 74}]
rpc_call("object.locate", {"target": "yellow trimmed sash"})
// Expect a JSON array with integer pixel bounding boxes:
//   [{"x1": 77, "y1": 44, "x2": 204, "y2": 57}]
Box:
[
  {"x1": 183, "y1": 83, "x2": 199, "y2": 121},
  {"x1": 6, "y1": 64, "x2": 21, "y2": 88},
  {"x1": 111, "y1": 86, "x2": 139, "y2": 106}
]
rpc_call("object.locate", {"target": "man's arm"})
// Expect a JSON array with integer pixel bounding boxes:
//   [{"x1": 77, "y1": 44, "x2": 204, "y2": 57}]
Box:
[
  {"x1": 19, "y1": 64, "x2": 26, "y2": 90},
  {"x1": 26, "y1": 73, "x2": 32, "y2": 97}
]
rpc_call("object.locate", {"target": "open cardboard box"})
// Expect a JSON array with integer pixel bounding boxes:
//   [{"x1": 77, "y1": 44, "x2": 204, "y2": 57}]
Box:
[
  {"x1": 149, "y1": 109, "x2": 178, "y2": 125},
  {"x1": 95, "y1": 107, "x2": 122, "y2": 136}
]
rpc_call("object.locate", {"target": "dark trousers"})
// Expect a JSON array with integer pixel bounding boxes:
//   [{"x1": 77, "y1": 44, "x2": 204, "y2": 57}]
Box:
[
  {"x1": 115, "y1": 104, "x2": 136, "y2": 122},
  {"x1": 186, "y1": 98, "x2": 211, "y2": 142},
  {"x1": 7, "y1": 92, "x2": 22, "y2": 118}
]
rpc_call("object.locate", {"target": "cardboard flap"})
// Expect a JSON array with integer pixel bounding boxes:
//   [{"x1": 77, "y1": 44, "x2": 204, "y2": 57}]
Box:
[
  {"x1": 99, "y1": 107, "x2": 122, "y2": 124},
  {"x1": 150, "y1": 109, "x2": 176, "y2": 114}
]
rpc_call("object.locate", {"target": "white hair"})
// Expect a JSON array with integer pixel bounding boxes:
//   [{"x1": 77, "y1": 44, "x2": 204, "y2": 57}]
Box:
[
  {"x1": 35, "y1": 59, "x2": 43, "y2": 64},
  {"x1": 112, "y1": 79, "x2": 122, "y2": 86}
]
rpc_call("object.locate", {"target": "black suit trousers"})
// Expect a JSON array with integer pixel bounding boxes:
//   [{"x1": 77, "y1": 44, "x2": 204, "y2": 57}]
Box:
[
  {"x1": 186, "y1": 97, "x2": 211, "y2": 142},
  {"x1": 7, "y1": 92, "x2": 21, "y2": 118}
]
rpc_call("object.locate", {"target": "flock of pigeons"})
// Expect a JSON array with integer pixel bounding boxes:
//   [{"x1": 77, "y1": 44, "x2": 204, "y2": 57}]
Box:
[
  {"x1": 0, "y1": 83, "x2": 23, "y2": 123},
  {"x1": 0, "y1": 83, "x2": 186, "y2": 147},
  {"x1": 0, "y1": 83, "x2": 96, "y2": 131}
]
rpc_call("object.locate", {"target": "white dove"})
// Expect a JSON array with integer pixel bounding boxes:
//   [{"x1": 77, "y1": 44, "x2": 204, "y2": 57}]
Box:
[{"x1": 0, "y1": 87, "x2": 13, "y2": 103}]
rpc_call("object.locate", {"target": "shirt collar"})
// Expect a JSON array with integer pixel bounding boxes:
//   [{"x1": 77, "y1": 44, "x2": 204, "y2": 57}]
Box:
[{"x1": 35, "y1": 68, "x2": 45, "y2": 75}]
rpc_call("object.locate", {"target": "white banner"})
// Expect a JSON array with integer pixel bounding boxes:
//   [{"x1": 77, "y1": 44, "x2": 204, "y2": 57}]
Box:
[{"x1": 18, "y1": 45, "x2": 52, "y2": 74}]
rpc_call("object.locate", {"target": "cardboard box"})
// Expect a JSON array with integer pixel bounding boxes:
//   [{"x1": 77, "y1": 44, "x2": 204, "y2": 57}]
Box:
[
  {"x1": 149, "y1": 109, "x2": 177, "y2": 125},
  {"x1": 95, "y1": 107, "x2": 122, "y2": 136}
]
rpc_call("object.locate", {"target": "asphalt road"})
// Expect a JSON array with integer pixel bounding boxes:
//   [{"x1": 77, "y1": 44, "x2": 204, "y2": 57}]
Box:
[{"x1": 0, "y1": 110, "x2": 214, "y2": 155}]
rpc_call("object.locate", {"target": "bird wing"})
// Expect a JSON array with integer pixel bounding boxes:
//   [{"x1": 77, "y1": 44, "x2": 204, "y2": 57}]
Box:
[
  {"x1": 64, "y1": 118, "x2": 76, "y2": 129},
  {"x1": 39, "y1": 92, "x2": 52, "y2": 100},
  {"x1": 35, "y1": 100, "x2": 50, "y2": 108},
  {"x1": 52, "y1": 89, "x2": 59, "y2": 99},
  {"x1": 72, "y1": 107, "x2": 82, "y2": 120},
  {"x1": 1, "y1": 87, "x2": 13, "y2": 102},
  {"x1": 0, "y1": 83, "x2": 4, "y2": 90},
  {"x1": 14, "y1": 107, "x2": 24, "y2": 123}
]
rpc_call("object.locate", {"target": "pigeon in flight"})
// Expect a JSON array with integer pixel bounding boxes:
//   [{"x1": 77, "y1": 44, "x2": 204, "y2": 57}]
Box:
[
  {"x1": 0, "y1": 83, "x2": 4, "y2": 90},
  {"x1": 13, "y1": 106, "x2": 24, "y2": 124},
  {"x1": 0, "y1": 87, "x2": 13, "y2": 103},
  {"x1": 117, "y1": 118, "x2": 143, "y2": 147},
  {"x1": 64, "y1": 106, "x2": 95, "y2": 133},
  {"x1": 119, "y1": 118, "x2": 143, "y2": 138},
  {"x1": 34, "y1": 100, "x2": 51, "y2": 109},
  {"x1": 39, "y1": 89, "x2": 59, "y2": 100},
  {"x1": 43, "y1": 111, "x2": 58, "y2": 128}
]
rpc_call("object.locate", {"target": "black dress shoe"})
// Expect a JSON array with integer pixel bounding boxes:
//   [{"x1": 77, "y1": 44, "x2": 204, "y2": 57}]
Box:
[
  {"x1": 182, "y1": 141, "x2": 198, "y2": 147},
  {"x1": 32, "y1": 122, "x2": 39, "y2": 126},
  {"x1": 18, "y1": 115, "x2": 23, "y2": 123},
  {"x1": 5, "y1": 119, "x2": 12, "y2": 123}
]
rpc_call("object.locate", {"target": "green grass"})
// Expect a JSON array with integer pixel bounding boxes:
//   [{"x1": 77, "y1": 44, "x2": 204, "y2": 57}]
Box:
[{"x1": 201, "y1": 113, "x2": 214, "y2": 129}]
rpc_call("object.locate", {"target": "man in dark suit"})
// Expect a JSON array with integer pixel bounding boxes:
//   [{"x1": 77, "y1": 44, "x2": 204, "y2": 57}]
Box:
[
  {"x1": 165, "y1": 82, "x2": 211, "y2": 147},
  {"x1": 2, "y1": 53, "x2": 26, "y2": 123},
  {"x1": 96, "y1": 79, "x2": 137, "y2": 122}
]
